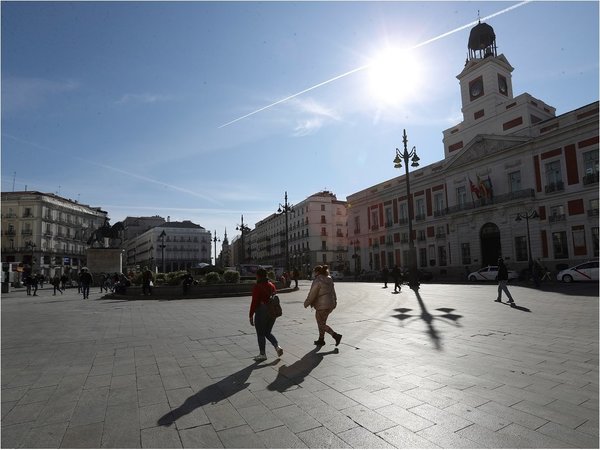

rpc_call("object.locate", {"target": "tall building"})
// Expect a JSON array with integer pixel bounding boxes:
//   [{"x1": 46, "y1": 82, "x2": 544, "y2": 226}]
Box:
[
  {"x1": 1, "y1": 191, "x2": 108, "y2": 279},
  {"x1": 346, "y1": 21, "x2": 598, "y2": 278},
  {"x1": 248, "y1": 191, "x2": 348, "y2": 275}
]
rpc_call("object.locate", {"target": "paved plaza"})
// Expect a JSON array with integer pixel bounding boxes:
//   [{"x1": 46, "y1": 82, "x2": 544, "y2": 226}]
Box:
[{"x1": 1, "y1": 280, "x2": 598, "y2": 448}]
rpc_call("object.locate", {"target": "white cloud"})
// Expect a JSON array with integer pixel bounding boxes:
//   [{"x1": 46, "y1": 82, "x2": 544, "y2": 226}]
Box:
[
  {"x1": 1, "y1": 77, "x2": 79, "y2": 114},
  {"x1": 289, "y1": 97, "x2": 341, "y2": 136},
  {"x1": 115, "y1": 93, "x2": 174, "y2": 105}
]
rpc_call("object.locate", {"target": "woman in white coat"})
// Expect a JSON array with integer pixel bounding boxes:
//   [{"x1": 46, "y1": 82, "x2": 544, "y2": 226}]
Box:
[{"x1": 304, "y1": 265, "x2": 342, "y2": 347}]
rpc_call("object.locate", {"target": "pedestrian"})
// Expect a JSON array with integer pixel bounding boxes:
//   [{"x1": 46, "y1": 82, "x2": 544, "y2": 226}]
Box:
[
  {"x1": 392, "y1": 265, "x2": 402, "y2": 293},
  {"x1": 495, "y1": 258, "x2": 515, "y2": 305},
  {"x1": 249, "y1": 267, "x2": 283, "y2": 362},
  {"x1": 293, "y1": 267, "x2": 299, "y2": 289},
  {"x1": 60, "y1": 274, "x2": 68, "y2": 291},
  {"x1": 80, "y1": 268, "x2": 93, "y2": 299},
  {"x1": 304, "y1": 265, "x2": 342, "y2": 347},
  {"x1": 52, "y1": 274, "x2": 63, "y2": 295},
  {"x1": 142, "y1": 266, "x2": 154, "y2": 295},
  {"x1": 24, "y1": 274, "x2": 32, "y2": 296},
  {"x1": 182, "y1": 271, "x2": 193, "y2": 294},
  {"x1": 382, "y1": 266, "x2": 389, "y2": 288},
  {"x1": 31, "y1": 273, "x2": 39, "y2": 296},
  {"x1": 37, "y1": 273, "x2": 45, "y2": 288},
  {"x1": 532, "y1": 258, "x2": 543, "y2": 288}
]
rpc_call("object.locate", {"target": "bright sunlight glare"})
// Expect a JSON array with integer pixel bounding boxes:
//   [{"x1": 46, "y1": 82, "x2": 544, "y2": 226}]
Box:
[{"x1": 368, "y1": 47, "x2": 423, "y2": 106}]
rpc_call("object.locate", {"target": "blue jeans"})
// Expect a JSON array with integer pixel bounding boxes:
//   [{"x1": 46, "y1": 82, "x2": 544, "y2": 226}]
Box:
[
  {"x1": 497, "y1": 280, "x2": 513, "y2": 301},
  {"x1": 254, "y1": 303, "x2": 278, "y2": 354}
]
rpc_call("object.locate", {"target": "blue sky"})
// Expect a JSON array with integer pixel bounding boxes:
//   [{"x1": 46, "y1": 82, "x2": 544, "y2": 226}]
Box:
[{"x1": 2, "y1": 1, "x2": 598, "y2": 256}]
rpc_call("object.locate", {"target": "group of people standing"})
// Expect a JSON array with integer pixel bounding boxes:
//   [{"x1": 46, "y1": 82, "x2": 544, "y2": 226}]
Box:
[
  {"x1": 381, "y1": 266, "x2": 404, "y2": 293},
  {"x1": 249, "y1": 264, "x2": 342, "y2": 362}
]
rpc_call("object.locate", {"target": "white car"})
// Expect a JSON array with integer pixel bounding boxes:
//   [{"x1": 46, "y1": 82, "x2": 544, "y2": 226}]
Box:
[
  {"x1": 557, "y1": 261, "x2": 599, "y2": 283},
  {"x1": 468, "y1": 265, "x2": 518, "y2": 282}
]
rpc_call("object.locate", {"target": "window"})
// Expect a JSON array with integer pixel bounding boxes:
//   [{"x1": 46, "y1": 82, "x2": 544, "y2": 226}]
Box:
[
  {"x1": 417, "y1": 230, "x2": 426, "y2": 241},
  {"x1": 321, "y1": 241, "x2": 327, "y2": 251},
  {"x1": 589, "y1": 199, "x2": 599, "y2": 216},
  {"x1": 583, "y1": 150, "x2": 599, "y2": 184},
  {"x1": 592, "y1": 227, "x2": 599, "y2": 257},
  {"x1": 354, "y1": 216, "x2": 360, "y2": 234},
  {"x1": 515, "y1": 236, "x2": 528, "y2": 261},
  {"x1": 399, "y1": 203, "x2": 408, "y2": 223},
  {"x1": 545, "y1": 160, "x2": 563, "y2": 192},
  {"x1": 549, "y1": 205, "x2": 565, "y2": 222},
  {"x1": 552, "y1": 231, "x2": 569, "y2": 259},
  {"x1": 401, "y1": 232, "x2": 408, "y2": 243},
  {"x1": 508, "y1": 171, "x2": 521, "y2": 192},
  {"x1": 371, "y1": 210, "x2": 379, "y2": 229},
  {"x1": 436, "y1": 226, "x2": 445, "y2": 238},
  {"x1": 385, "y1": 207, "x2": 393, "y2": 227},
  {"x1": 321, "y1": 204, "x2": 325, "y2": 211},
  {"x1": 419, "y1": 248, "x2": 427, "y2": 268},
  {"x1": 434, "y1": 193, "x2": 444, "y2": 215},
  {"x1": 321, "y1": 227, "x2": 326, "y2": 236},
  {"x1": 415, "y1": 198, "x2": 425, "y2": 220},
  {"x1": 321, "y1": 215, "x2": 326, "y2": 224},
  {"x1": 461, "y1": 243, "x2": 471, "y2": 265},
  {"x1": 456, "y1": 186, "x2": 467, "y2": 208},
  {"x1": 438, "y1": 246, "x2": 447, "y2": 266},
  {"x1": 322, "y1": 253, "x2": 327, "y2": 263}
]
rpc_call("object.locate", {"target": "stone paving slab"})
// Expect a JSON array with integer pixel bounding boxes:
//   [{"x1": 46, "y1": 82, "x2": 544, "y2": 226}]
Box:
[{"x1": 1, "y1": 281, "x2": 598, "y2": 448}]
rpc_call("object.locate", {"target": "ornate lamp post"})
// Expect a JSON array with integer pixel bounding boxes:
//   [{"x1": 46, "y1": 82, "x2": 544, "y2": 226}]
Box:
[
  {"x1": 236, "y1": 215, "x2": 251, "y2": 263},
  {"x1": 212, "y1": 230, "x2": 220, "y2": 266},
  {"x1": 515, "y1": 209, "x2": 539, "y2": 271},
  {"x1": 159, "y1": 230, "x2": 167, "y2": 273},
  {"x1": 277, "y1": 192, "x2": 294, "y2": 272},
  {"x1": 394, "y1": 129, "x2": 420, "y2": 289}
]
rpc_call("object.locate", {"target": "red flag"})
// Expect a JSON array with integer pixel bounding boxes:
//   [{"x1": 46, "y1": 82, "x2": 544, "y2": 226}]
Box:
[{"x1": 469, "y1": 178, "x2": 480, "y2": 198}]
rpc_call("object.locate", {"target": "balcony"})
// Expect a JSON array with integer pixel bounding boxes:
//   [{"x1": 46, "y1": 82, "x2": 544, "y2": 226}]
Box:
[
  {"x1": 445, "y1": 188, "x2": 536, "y2": 215},
  {"x1": 587, "y1": 209, "x2": 599, "y2": 217},
  {"x1": 548, "y1": 214, "x2": 566, "y2": 223},
  {"x1": 21, "y1": 230, "x2": 33, "y2": 236},
  {"x1": 435, "y1": 233, "x2": 446, "y2": 239},
  {"x1": 4, "y1": 229, "x2": 16, "y2": 236},
  {"x1": 545, "y1": 181, "x2": 564, "y2": 194},
  {"x1": 433, "y1": 209, "x2": 446, "y2": 217},
  {"x1": 399, "y1": 218, "x2": 409, "y2": 225},
  {"x1": 415, "y1": 214, "x2": 426, "y2": 222},
  {"x1": 583, "y1": 172, "x2": 599, "y2": 186}
]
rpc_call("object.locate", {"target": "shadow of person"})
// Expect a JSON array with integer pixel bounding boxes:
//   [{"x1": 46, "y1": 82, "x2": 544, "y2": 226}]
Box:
[
  {"x1": 157, "y1": 360, "x2": 262, "y2": 427},
  {"x1": 267, "y1": 347, "x2": 338, "y2": 392}
]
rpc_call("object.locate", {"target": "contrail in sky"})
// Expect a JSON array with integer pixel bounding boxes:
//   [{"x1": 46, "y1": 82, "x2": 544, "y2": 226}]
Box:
[{"x1": 219, "y1": 1, "x2": 531, "y2": 129}]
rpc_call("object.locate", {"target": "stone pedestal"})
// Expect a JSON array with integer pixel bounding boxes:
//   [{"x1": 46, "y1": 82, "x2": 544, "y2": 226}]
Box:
[{"x1": 86, "y1": 248, "x2": 123, "y2": 275}]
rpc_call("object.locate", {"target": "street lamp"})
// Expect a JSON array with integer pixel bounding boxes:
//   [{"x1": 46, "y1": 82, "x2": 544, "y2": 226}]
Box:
[
  {"x1": 277, "y1": 191, "x2": 294, "y2": 272},
  {"x1": 394, "y1": 129, "x2": 420, "y2": 289},
  {"x1": 159, "y1": 230, "x2": 167, "y2": 273},
  {"x1": 515, "y1": 209, "x2": 539, "y2": 271},
  {"x1": 25, "y1": 240, "x2": 36, "y2": 272},
  {"x1": 212, "y1": 230, "x2": 220, "y2": 266},
  {"x1": 236, "y1": 215, "x2": 251, "y2": 263},
  {"x1": 350, "y1": 239, "x2": 360, "y2": 279}
]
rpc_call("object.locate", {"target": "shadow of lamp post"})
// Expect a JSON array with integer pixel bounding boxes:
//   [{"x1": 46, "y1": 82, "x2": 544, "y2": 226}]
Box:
[{"x1": 394, "y1": 129, "x2": 420, "y2": 290}]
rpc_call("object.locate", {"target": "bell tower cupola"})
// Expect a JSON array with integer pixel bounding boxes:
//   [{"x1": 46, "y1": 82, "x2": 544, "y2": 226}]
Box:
[{"x1": 468, "y1": 20, "x2": 497, "y2": 60}]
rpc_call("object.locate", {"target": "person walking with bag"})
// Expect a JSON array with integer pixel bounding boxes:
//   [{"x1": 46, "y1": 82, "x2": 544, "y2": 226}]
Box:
[
  {"x1": 304, "y1": 265, "x2": 342, "y2": 347},
  {"x1": 249, "y1": 268, "x2": 283, "y2": 362}
]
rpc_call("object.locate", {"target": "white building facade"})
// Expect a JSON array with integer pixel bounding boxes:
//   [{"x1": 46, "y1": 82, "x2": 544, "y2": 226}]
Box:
[
  {"x1": 247, "y1": 191, "x2": 348, "y2": 275},
  {"x1": 346, "y1": 22, "x2": 598, "y2": 279},
  {"x1": 124, "y1": 220, "x2": 212, "y2": 273},
  {"x1": 1, "y1": 191, "x2": 108, "y2": 278}
]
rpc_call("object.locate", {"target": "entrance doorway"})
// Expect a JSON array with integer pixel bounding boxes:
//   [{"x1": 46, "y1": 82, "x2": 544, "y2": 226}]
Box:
[{"x1": 480, "y1": 222, "x2": 501, "y2": 266}]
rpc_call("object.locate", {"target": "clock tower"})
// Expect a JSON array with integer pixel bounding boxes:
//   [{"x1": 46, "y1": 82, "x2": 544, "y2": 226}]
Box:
[
  {"x1": 458, "y1": 21, "x2": 515, "y2": 125},
  {"x1": 442, "y1": 20, "x2": 556, "y2": 158}
]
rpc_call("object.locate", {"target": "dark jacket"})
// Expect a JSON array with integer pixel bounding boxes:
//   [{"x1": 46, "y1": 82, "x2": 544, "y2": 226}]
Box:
[{"x1": 497, "y1": 261, "x2": 509, "y2": 281}]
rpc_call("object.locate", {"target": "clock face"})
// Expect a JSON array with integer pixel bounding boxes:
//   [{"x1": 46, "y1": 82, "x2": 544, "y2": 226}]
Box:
[{"x1": 469, "y1": 77, "x2": 484, "y2": 100}]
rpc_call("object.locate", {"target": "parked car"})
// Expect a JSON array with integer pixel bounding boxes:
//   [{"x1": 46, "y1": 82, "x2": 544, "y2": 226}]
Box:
[
  {"x1": 468, "y1": 265, "x2": 518, "y2": 282},
  {"x1": 557, "y1": 261, "x2": 599, "y2": 283}
]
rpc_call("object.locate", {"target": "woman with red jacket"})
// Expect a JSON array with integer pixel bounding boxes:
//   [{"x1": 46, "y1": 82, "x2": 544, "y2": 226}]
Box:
[{"x1": 249, "y1": 268, "x2": 283, "y2": 361}]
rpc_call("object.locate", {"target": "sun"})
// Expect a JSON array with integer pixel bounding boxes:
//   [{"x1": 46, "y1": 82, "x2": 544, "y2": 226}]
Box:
[{"x1": 367, "y1": 46, "x2": 423, "y2": 106}]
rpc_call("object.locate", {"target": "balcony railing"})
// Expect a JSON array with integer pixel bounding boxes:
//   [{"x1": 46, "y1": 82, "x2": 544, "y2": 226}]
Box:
[
  {"x1": 588, "y1": 209, "x2": 599, "y2": 217},
  {"x1": 548, "y1": 214, "x2": 566, "y2": 223},
  {"x1": 545, "y1": 181, "x2": 564, "y2": 194},
  {"x1": 444, "y1": 189, "x2": 535, "y2": 215},
  {"x1": 415, "y1": 214, "x2": 426, "y2": 222},
  {"x1": 583, "y1": 172, "x2": 599, "y2": 186}
]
